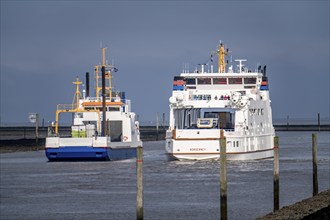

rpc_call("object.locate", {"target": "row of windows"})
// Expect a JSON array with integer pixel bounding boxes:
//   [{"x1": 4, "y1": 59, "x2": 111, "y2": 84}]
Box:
[
  {"x1": 186, "y1": 77, "x2": 257, "y2": 85},
  {"x1": 84, "y1": 107, "x2": 120, "y2": 111},
  {"x1": 190, "y1": 94, "x2": 231, "y2": 101}
]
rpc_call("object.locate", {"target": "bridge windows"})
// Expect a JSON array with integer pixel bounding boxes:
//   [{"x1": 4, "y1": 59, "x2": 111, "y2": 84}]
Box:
[
  {"x1": 184, "y1": 77, "x2": 257, "y2": 87},
  {"x1": 244, "y1": 77, "x2": 257, "y2": 84},
  {"x1": 197, "y1": 78, "x2": 212, "y2": 85},
  {"x1": 186, "y1": 78, "x2": 196, "y2": 85},
  {"x1": 213, "y1": 78, "x2": 227, "y2": 84},
  {"x1": 228, "y1": 78, "x2": 243, "y2": 84}
]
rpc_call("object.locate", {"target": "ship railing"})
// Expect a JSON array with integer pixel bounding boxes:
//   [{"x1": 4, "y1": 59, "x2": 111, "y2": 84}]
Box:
[
  {"x1": 57, "y1": 104, "x2": 76, "y2": 111},
  {"x1": 84, "y1": 97, "x2": 129, "y2": 103},
  {"x1": 84, "y1": 97, "x2": 99, "y2": 101}
]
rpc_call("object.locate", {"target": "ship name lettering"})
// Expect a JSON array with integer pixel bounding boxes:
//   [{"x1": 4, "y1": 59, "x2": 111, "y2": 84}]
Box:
[{"x1": 190, "y1": 148, "x2": 206, "y2": 151}]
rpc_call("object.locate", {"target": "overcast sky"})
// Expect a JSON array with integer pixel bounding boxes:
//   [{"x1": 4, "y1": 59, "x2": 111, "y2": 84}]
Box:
[{"x1": 1, "y1": 1, "x2": 329, "y2": 125}]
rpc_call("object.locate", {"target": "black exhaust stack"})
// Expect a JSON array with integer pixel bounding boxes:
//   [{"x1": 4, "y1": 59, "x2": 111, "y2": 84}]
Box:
[
  {"x1": 85, "y1": 72, "x2": 90, "y2": 97},
  {"x1": 263, "y1": 65, "x2": 267, "y2": 76},
  {"x1": 101, "y1": 66, "x2": 106, "y2": 136}
]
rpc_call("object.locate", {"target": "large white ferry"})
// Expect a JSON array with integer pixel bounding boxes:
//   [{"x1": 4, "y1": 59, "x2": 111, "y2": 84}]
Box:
[
  {"x1": 166, "y1": 43, "x2": 275, "y2": 160},
  {"x1": 45, "y1": 48, "x2": 142, "y2": 161}
]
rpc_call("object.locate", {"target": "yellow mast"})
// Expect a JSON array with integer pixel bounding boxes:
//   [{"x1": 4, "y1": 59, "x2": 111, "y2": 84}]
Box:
[
  {"x1": 72, "y1": 77, "x2": 82, "y2": 110},
  {"x1": 95, "y1": 47, "x2": 113, "y2": 101},
  {"x1": 218, "y1": 43, "x2": 228, "y2": 73},
  {"x1": 102, "y1": 47, "x2": 106, "y2": 66}
]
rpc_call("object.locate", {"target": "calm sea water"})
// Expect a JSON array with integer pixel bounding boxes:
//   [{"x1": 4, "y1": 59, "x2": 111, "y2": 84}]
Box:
[{"x1": 0, "y1": 131, "x2": 329, "y2": 220}]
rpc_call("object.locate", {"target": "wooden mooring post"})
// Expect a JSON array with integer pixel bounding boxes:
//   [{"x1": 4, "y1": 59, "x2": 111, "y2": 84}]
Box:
[
  {"x1": 136, "y1": 146, "x2": 143, "y2": 220},
  {"x1": 220, "y1": 130, "x2": 227, "y2": 220},
  {"x1": 273, "y1": 136, "x2": 279, "y2": 212},
  {"x1": 35, "y1": 113, "x2": 39, "y2": 149},
  {"x1": 156, "y1": 112, "x2": 159, "y2": 141},
  {"x1": 312, "y1": 133, "x2": 318, "y2": 196}
]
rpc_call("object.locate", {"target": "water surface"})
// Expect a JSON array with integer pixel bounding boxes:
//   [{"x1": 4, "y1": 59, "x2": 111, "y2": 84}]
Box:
[{"x1": 1, "y1": 131, "x2": 329, "y2": 219}]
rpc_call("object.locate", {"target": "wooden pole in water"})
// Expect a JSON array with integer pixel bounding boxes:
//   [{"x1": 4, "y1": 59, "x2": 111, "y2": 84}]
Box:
[
  {"x1": 136, "y1": 146, "x2": 143, "y2": 220},
  {"x1": 162, "y1": 112, "x2": 165, "y2": 130},
  {"x1": 156, "y1": 112, "x2": 159, "y2": 141},
  {"x1": 220, "y1": 130, "x2": 227, "y2": 220},
  {"x1": 273, "y1": 136, "x2": 279, "y2": 212},
  {"x1": 312, "y1": 133, "x2": 318, "y2": 196},
  {"x1": 36, "y1": 113, "x2": 39, "y2": 148},
  {"x1": 317, "y1": 113, "x2": 320, "y2": 131}
]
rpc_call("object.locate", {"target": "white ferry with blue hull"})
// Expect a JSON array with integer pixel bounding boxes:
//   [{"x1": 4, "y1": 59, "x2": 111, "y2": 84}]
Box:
[
  {"x1": 166, "y1": 43, "x2": 275, "y2": 160},
  {"x1": 45, "y1": 48, "x2": 142, "y2": 161}
]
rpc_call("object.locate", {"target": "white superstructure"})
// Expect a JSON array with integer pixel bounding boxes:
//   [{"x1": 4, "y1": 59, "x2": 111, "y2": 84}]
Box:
[{"x1": 166, "y1": 43, "x2": 275, "y2": 160}]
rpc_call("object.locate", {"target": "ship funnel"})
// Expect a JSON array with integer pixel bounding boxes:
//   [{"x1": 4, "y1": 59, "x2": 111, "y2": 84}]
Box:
[
  {"x1": 85, "y1": 72, "x2": 90, "y2": 97},
  {"x1": 263, "y1": 65, "x2": 267, "y2": 76},
  {"x1": 258, "y1": 65, "x2": 262, "y2": 73}
]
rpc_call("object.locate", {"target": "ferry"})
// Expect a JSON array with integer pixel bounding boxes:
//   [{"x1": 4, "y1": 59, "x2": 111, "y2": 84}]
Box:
[
  {"x1": 166, "y1": 42, "x2": 275, "y2": 160},
  {"x1": 45, "y1": 47, "x2": 142, "y2": 161}
]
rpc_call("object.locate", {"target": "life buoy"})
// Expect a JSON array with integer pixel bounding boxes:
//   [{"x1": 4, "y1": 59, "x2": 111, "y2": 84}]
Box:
[{"x1": 123, "y1": 136, "x2": 128, "y2": 141}]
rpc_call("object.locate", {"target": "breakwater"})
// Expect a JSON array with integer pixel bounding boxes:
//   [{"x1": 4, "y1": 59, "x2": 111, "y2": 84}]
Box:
[
  {"x1": 0, "y1": 126, "x2": 166, "y2": 152},
  {"x1": 274, "y1": 124, "x2": 329, "y2": 131},
  {"x1": 0, "y1": 124, "x2": 329, "y2": 141},
  {"x1": 257, "y1": 189, "x2": 330, "y2": 220},
  {"x1": 0, "y1": 126, "x2": 166, "y2": 142}
]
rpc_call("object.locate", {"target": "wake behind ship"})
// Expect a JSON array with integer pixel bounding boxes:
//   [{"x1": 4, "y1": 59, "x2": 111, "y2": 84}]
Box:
[
  {"x1": 45, "y1": 47, "x2": 142, "y2": 161},
  {"x1": 166, "y1": 42, "x2": 275, "y2": 160}
]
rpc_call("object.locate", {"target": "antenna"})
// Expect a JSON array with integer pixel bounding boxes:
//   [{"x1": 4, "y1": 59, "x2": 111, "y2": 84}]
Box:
[
  {"x1": 183, "y1": 63, "x2": 190, "y2": 73},
  {"x1": 235, "y1": 59, "x2": 247, "y2": 73}
]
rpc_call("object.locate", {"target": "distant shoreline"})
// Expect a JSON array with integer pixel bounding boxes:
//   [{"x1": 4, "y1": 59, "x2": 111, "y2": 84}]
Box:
[
  {"x1": 0, "y1": 125, "x2": 329, "y2": 141},
  {"x1": 0, "y1": 124, "x2": 329, "y2": 133},
  {"x1": 0, "y1": 125, "x2": 329, "y2": 153},
  {"x1": 273, "y1": 124, "x2": 330, "y2": 131}
]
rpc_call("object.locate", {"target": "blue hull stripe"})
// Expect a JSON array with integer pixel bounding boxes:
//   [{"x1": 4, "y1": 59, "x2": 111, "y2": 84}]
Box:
[
  {"x1": 45, "y1": 146, "x2": 137, "y2": 161},
  {"x1": 260, "y1": 85, "x2": 269, "y2": 90}
]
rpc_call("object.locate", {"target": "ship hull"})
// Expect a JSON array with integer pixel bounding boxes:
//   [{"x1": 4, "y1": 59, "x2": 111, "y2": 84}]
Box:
[
  {"x1": 165, "y1": 133, "x2": 274, "y2": 161},
  {"x1": 45, "y1": 147, "x2": 137, "y2": 161},
  {"x1": 45, "y1": 137, "x2": 141, "y2": 161}
]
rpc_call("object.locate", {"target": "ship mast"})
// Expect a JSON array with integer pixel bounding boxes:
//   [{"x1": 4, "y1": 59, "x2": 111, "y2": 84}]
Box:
[
  {"x1": 72, "y1": 77, "x2": 82, "y2": 110},
  {"x1": 95, "y1": 47, "x2": 114, "y2": 101},
  {"x1": 217, "y1": 43, "x2": 228, "y2": 73}
]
